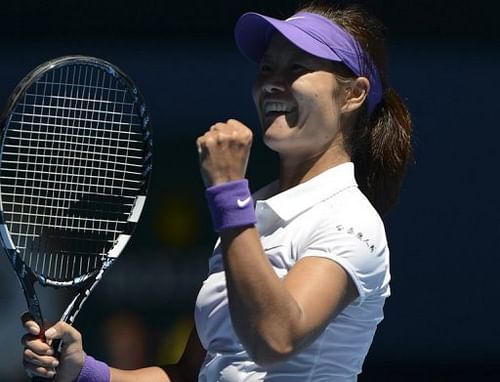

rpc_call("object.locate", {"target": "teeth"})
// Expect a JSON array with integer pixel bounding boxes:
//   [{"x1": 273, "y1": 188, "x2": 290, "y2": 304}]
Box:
[{"x1": 264, "y1": 102, "x2": 292, "y2": 114}]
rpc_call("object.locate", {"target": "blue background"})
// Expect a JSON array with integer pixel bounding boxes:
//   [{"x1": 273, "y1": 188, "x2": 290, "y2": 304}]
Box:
[{"x1": 0, "y1": 1, "x2": 498, "y2": 380}]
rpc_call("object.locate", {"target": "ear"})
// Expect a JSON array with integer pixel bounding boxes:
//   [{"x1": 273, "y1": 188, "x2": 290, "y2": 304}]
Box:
[{"x1": 341, "y1": 77, "x2": 370, "y2": 113}]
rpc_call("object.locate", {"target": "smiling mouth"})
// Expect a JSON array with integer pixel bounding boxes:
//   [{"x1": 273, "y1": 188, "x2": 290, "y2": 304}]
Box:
[{"x1": 263, "y1": 101, "x2": 294, "y2": 116}]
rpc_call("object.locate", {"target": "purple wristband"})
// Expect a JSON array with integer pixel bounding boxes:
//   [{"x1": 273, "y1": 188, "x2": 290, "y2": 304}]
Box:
[
  {"x1": 75, "y1": 354, "x2": 110, "y2": 382},
  {"x1": 205, "y1": 179, "x2": 257, "y2": 232}
]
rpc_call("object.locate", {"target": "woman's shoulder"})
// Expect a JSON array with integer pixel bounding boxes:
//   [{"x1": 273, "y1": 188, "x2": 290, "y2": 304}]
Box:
[
  {"x1": 311, "y1": 185, "x2": 385, "y2": 236},
  {"x1": 296, "y1": 187, "x2": 390, "y2": 301},
  {"x1": 295, "y1": 186, "x2": 389, "y2": 265}
]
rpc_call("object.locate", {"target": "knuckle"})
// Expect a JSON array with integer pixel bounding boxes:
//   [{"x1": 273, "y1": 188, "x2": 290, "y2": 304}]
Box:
[
  {"x1": 216, "y1": 134, "x2": 227, "y2": 144},
  {"x1": 23, "y1": 348, "x2": 34, "y2": 361},
  {"x1": 73, "y1": 330, "x2": 82, "y2": 342},
  {"x1": 24, "y1": 321, "x2": 37, "y2": 333},
  {"x1": 58, "y1": 320, "x2": 68, "y2": 329},
  {"x1": 197, "y1": 137, "x2": 207, "y2": 149},
  {"x1": 205, "y1": 135, "x2": 216, "y2": 145},
  {"x1": 34, "y1": 365, "x2": 54, "y2": 378},
  {"x1": 210, "y1": 124, "x2": 218, "y2": 131}
]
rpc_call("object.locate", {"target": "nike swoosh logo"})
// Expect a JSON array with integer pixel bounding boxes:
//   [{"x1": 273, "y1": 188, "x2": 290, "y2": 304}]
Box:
[{"x1": 237, "y1": 196, "x2": 252, "y2": 208}]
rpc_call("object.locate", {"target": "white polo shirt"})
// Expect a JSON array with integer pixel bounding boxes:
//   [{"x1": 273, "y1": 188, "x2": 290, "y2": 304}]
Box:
[{"x1": 195, "y1": 162, "x2": 391, "y2": 381}]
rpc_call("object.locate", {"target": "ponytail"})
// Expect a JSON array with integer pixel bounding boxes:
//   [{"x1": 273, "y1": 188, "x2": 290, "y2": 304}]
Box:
[{"x1": 352, "y1": 89, "x2": 412, "y2": 215}]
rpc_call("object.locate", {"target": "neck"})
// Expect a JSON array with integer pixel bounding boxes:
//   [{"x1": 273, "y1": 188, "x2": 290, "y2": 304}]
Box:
[{"x1": 278, "y1": 144, "x2": 351, "y2": 192}]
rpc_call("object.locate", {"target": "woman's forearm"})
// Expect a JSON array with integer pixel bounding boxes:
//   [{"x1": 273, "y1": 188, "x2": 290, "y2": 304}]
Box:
[
  {"x1": 110, "y1": 365, "x2": 179, "y2": 382},
  {"x1": 220, "y1": 227, "x2": 304, "y2": 365}
]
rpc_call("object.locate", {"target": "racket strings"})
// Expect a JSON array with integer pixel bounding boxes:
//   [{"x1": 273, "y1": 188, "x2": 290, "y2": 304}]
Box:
[{"x1": 0, "y1": 63, "x2": 146, "y2": 282}]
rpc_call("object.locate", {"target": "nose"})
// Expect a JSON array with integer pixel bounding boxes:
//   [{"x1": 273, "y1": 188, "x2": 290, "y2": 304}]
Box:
[
  {"x1": 262, "y1": 78, "x2": 286, "y2": 94},
  {"x1": 252, "y1": 71, "x2": 288, "y2": 104}
]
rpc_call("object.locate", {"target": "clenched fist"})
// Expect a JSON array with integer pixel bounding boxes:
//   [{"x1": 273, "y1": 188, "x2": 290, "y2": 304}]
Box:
[{"x1": 197, "y1": 119, "x2": 253, "y2": 187}]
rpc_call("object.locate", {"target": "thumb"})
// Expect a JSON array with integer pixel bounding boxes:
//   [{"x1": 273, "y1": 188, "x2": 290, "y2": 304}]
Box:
[{"x1": 44, "y1": 321, "x2": 82, "y2": 345}]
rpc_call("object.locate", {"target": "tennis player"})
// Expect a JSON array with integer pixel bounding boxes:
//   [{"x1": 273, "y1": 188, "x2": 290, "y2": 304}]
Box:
[{"x1": 21, "y1": 3, "x2": 412, "y2": 381}]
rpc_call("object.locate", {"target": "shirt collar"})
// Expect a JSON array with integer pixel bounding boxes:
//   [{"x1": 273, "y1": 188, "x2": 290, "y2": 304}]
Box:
[{"x1": 254, "y1": 162, "x2": 358, "y2": 222}]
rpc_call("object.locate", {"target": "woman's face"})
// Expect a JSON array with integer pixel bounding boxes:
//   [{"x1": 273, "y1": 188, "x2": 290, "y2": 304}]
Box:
[{"x1": 252, "y1": 33, "x2": 347, "y2": 159}]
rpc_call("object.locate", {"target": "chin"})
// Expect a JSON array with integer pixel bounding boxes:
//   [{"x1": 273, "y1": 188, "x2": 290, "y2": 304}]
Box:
[
  {"x1": 262, "y1": 132, "x2": 293, "y2": 154},
  {"x1": 261, "y1": 116, "x2": 298, "y2": 148},
  {"x1": 262, "y1": 131, "x2": 279, "y2": 151}
]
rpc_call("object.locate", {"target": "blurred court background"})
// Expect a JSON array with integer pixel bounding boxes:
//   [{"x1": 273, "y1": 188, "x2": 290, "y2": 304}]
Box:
[{"x1": 0, "y1": 0, "x2": 498, "y2": 380}]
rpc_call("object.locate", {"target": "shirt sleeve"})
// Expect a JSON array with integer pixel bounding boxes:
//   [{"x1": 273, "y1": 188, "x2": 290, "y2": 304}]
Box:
[{"x1": 298, "y1": 213, "x2": 390, "y2": 306}]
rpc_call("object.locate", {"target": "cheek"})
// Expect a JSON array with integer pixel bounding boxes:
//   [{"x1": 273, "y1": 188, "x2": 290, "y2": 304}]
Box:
[{"x1": 298, "y1": 91, "x2": 335, "y2": 119}]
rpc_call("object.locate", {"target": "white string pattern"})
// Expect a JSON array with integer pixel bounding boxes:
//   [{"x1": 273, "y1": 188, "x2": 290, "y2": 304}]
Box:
[{"x1": 0, "y1": 63, "x2": 146, "y2": 282}]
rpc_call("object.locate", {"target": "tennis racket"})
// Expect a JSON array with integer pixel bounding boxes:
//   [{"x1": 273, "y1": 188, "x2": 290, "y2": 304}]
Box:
[{"x1": 0, "y1": 56, "x2": 152, "y2": 380}]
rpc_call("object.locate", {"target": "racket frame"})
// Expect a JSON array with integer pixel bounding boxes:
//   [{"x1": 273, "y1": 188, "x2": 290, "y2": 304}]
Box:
[{"x1": 0, "y1": 55, "x2": 152, "y2": 331}]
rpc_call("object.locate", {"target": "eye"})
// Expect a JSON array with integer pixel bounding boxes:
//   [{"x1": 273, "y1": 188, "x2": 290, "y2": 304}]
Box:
[
  {"x1": 291, "y1": 63, "x2": 309, "y2": 73},
  {"x1": 259, "y1": 62, "x2": 272, "y2": 75}
]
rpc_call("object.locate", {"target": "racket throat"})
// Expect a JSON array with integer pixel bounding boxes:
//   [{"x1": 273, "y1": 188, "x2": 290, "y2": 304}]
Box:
[
  {"x1": 19, "y1": 274, "x2": 46, "y2": 333},
  {"x1": 60, "y1": 264, "x2": 111, "y2": 324}
]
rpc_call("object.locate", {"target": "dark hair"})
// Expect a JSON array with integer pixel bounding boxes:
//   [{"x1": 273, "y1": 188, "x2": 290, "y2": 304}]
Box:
[{"x1": 300, "y1": 2, "x2": 413, "y2": 215}]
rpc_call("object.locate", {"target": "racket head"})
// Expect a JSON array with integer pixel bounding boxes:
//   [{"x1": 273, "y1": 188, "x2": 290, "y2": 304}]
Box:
[{"x1": 0, "y1": 55, "x2": 152, "y2": 287}]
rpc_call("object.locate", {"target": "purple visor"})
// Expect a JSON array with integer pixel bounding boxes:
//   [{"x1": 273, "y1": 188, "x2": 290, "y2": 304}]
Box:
[{"x1": 234, "y1": 11, "x2": 383, "y2": 115}]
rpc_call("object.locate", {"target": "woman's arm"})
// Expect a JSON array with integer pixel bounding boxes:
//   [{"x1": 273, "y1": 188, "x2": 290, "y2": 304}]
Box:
[
  {"x1": 21, "y1": 317, "x2": 205, "y2": 382},
  {"x1": 220, "y1": 227, "x2": 358, "y2": 366}
]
